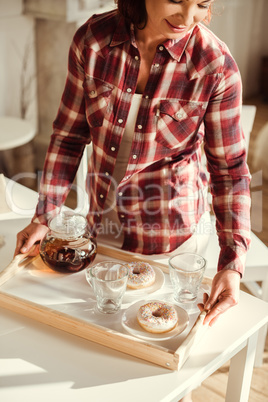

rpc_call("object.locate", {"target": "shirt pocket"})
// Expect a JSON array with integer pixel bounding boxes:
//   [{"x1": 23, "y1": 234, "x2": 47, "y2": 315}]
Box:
[
  {"x1": 83, "y1": 76, "x2": 114, "y2": 127},
  {"x1": 155, "y1": 100, "x2": 205, "y2": 149}
]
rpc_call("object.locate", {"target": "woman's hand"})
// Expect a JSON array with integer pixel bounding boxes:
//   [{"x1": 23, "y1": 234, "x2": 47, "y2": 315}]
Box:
[
  {"x1": 198, "y1": 269, "x2": 241, "y2": 326},
  {"x1": 14, "y1": 222, "x2": 49, "y2": 257}
]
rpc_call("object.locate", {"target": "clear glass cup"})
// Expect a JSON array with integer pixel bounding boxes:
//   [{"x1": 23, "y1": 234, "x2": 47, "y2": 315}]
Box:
[
  {"x1": 88, "y1": 261, "x2": 128, "y2": 313},
  {"x1": 168, "y1": 253, "x2": 206, "y2": 304}
]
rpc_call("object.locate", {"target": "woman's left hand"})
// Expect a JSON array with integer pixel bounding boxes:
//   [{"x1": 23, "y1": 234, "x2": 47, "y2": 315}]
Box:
[{"x1": 198, "y1": 269, "x2": 241, "y2": 326}]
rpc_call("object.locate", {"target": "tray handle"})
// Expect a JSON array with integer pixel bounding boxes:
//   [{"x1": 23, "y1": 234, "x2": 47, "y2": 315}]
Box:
[
  {"x1": 0, "y1": 248, "x2": 37, "y2": 287},
  {"x1": 175, "y1": 310, "x2": 209, "y2": 370}
]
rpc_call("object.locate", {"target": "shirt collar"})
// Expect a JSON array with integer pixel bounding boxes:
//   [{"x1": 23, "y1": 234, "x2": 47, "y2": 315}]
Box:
[
  {"x1": 163, "y1": 28, "x2": 195, "y2": 62},
  {"x1": 110, "y1": 15, "x2": 131, "y2": 47},
  {"x1": 110, "y1": 16, "x2": 195, "y2": 64}
]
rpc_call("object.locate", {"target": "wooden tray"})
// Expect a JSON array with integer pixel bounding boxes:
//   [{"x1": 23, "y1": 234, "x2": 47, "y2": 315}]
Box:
[{"x1": 0, "y1": 244, "x2": 211, "y2": 370}]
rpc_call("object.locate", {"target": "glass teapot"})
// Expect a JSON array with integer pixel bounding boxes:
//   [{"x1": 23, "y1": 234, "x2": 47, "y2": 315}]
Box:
[{"x1": 40, "y1": 211, "x2": 97, "y2": 273}]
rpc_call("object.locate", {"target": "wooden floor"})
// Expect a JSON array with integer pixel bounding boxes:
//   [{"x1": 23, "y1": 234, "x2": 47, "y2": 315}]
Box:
[{"x1": 193, "y1": 96, "x2": 268, "y2": 401}]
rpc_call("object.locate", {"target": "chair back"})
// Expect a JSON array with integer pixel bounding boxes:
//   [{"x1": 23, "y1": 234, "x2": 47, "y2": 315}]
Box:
[
  {"x1": 74, "y1": 144, "x2": 92, "y2": 215},
  {"x1": 241, "y1": 105, "x2": 256, "y2": 156}
]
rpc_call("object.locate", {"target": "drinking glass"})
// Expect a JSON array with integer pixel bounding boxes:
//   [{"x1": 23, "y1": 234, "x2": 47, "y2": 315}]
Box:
[
  {"x1": 89, "y1": 261, "x2": 128, "y2": 313},
  {"x1": 168, "y1": 253, "x2": 206, "y2": 304}
]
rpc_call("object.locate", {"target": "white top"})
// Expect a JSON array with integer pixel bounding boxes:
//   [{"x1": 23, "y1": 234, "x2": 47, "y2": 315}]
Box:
[
  {"x1": 99, "y1": 94, "x2": 143, "y2": 247},
  {"x1": 0, "y1": 116, "x2": 36, "y2": 150}
]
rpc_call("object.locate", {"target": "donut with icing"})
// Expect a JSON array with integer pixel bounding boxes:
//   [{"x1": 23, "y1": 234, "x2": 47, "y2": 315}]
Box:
[
  {"x1": 126, "y1": 261, "x2": 155, "y2": 289},
  {"x1": 137, "y1": 301, "x2": 178, "y2": 333}
]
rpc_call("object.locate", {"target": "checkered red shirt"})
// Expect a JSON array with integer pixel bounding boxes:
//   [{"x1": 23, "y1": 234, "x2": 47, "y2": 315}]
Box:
[{"x1": 33, "y1": 10, "x2": 251, "y2": 275}]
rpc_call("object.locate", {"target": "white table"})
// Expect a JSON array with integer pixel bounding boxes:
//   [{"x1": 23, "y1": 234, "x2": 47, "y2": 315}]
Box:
[
  {"x1": 0, "y1": 180, "x2": 268, "y2": 401},
  {"x1": 0, "y1": 260, "x2": 267, "y2": 402}
]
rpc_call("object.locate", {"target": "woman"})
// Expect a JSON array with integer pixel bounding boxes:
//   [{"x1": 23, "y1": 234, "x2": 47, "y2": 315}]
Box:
[{"x1": 15, "y1": 0, "x2": 251, "y2": 329}]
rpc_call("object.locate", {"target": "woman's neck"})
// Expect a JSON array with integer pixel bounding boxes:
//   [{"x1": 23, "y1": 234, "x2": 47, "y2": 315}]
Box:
[{"x1": 135, "y1": 26, "x2": 165, "y2": 54}]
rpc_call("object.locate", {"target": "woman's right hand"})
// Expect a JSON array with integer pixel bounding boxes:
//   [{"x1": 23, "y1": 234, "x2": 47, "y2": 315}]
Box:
[{"x1": 14, "y1": 222, "x2": 49, "y2": 257}]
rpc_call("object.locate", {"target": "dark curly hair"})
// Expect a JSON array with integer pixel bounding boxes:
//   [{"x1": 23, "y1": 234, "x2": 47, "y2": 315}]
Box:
[
  {"x1": 115, "y1": 0, "x2": 213, "y2": 27},
  {"x1": 115, "y1": 0, "x2": 147, "y2": 28}
]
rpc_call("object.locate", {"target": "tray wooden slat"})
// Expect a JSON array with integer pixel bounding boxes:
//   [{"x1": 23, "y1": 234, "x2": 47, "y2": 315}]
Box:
[{"x1": 97, "y1": 244, "x2": 170, "y2": 273}]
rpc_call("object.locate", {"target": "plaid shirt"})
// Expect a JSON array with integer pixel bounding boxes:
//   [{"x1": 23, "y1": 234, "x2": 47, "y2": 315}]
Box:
[{"x1": 34, "y1": 10, "x2": 251, "y2": 275}]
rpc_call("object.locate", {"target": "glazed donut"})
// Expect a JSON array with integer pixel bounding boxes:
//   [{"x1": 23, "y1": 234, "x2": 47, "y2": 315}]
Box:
[
  {"x1": 137, "y1": 301, "x2": 178, "y2": 334},
  {"x1": 126, "y1": 262, "x2": 155, "y2": 289}
]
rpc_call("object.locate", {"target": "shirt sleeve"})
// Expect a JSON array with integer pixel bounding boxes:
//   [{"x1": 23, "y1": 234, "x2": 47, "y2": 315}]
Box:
[
  {"x1": 32, "y1": 24, "x2": 91, "y2": 225},
  {"x1": 204, "y1": 49, "x2": 251, "y2": 277}
]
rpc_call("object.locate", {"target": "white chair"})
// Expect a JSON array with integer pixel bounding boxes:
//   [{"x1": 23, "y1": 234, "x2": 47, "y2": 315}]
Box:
[
  {"x1": 74, "y1": 143, "x2": 92, "y2": 215},
  {"x1": 241, "y1": 105, "x2": 257, "y2": 156},
  {"x1": 0, "y1": 116, "x2": 36, "y2": 182},
  {"x1": 0, "y1": 116, "x2": 36, "y2": 151}
]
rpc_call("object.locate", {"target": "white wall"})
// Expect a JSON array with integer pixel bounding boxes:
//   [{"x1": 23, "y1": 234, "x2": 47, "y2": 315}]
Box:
[
  {"x1": 0, "y1": 0, "x2": 37, "y2": 129},
  {"x1": 209, "y1": 0, "x2": 266, "y2": 98},
  {"x1": 0, "y1": 0, "x2": 23, "y2": 16},
  {"x1": 0, "y1": 0, "x2": 266, "y2": 133},
  {"x1": 261, "y1": 1, "x2": 268, "y2": 55}
]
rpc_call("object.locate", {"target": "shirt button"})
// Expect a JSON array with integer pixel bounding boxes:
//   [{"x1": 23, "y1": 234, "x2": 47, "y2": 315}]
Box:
[
  {"x1": 176, "y1": 112, "x2": 183, "y2": 119},
  {"x1": 111, "y1": 146, "x2": 116, "y2": 151},
  {"x1": 120, "y1": 214, "x2": 125, "y2": 218},
  {"x1": 118, "y1": 192, "x2": 123, "y2": 196},
  {"x1": 145, "y1": 95, "x2": 149, "y2": 99},
  {"x1": 100, "y1": 194, "x2": 104, "y2": 199},
  {"x1": 118, "y1": 118, "x2": 123, "y2": 124},
  {"x1": 89, "y1": 90, "x2": 96, "y2": 96},
  {"x1": 159, "y1": 46, "x2": 164, "y2": 51},
  {"x1": 154, "y1": 63, "x2": 160, "y2": 68},
  {"x1": 137, "y1": 124, "x2": 142, "y2": 130},
  {"x1": 134, "y1": 55, "x2": 139, "y2": 61},
  {"x1": 127, "y1": 88, "x2": 132, "y2": 93},
  {"x1": 132, "y1": 155, "x2": 137, "y2": 159},
  {"x1": 105, "y1": 172, "x2": 109, "y2": 176}
]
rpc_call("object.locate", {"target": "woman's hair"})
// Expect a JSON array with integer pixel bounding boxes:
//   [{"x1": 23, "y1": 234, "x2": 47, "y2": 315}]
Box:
[
  {"x1": 115, "y1": 0, "x2": 147, "y2": 28},
  {"x1": 115, "y1": 0, "x2": 213, "y2": 27}
]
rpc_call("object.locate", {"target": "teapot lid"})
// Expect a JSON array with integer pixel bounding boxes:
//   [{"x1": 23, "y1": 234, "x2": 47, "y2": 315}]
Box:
[{"x1": 48, "y1": 211, "x2": 87, "y2": 238}]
